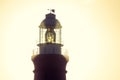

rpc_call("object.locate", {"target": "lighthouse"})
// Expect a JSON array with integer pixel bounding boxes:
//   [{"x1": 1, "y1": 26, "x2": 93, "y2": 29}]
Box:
[{"x1": 32, "y1": 10, "x2": 68, "y2": 80}]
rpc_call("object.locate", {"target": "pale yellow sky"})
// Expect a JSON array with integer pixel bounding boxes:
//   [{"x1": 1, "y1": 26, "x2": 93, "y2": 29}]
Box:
[{"x1": 0, "y1": 0, "x2": 120, "y2": 80}]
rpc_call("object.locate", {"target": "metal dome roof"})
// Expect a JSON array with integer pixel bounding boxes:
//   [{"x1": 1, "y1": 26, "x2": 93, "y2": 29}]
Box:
[{"x1": 39, "y1": 19, "x2": 62, "y2": 29}]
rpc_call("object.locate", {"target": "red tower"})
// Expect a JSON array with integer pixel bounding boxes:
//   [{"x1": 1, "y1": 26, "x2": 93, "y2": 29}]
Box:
[{"x1": 32, "y1": 10, "x2": 68, "y2": 80}]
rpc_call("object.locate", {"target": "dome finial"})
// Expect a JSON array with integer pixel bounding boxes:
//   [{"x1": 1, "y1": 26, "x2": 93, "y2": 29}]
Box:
[{"x1": 48, "y1": 9, "x2": 55, "y2": 13}]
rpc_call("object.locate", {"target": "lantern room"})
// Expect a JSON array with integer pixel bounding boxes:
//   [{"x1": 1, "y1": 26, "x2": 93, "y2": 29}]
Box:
[{"x1": 39, "y1": 12, "x2": 62, "y2": 44}]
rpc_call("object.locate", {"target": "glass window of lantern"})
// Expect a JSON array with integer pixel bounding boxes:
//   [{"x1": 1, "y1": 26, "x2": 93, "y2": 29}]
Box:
[
  {"x1": 54, "y1": 29, "x2": 61, "y2": 44},
  {"x1": 39, "y1": 21, "x2": 47, "y2": 44},
  {"x1": 54, "y1": 20, "x2": 62, "y2": 44}
]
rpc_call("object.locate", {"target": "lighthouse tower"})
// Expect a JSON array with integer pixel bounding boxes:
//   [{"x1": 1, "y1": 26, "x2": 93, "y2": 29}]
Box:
[{"x1": 32, "y1": 10, "x2": 68, "y2": 80}]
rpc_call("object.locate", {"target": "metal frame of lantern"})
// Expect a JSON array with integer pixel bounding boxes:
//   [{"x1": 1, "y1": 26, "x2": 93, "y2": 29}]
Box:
[{"x1": 39, "y1": 19, "x2": 62, "y2": 44}]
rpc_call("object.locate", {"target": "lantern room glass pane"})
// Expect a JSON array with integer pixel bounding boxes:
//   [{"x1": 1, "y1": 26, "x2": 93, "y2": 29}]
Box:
[
  {"x1": 39, "y1": 28, "x2": 47, "y2": 43},
  {"x1": 54, "y1": 29, "x2": 61, "y2": 44}
]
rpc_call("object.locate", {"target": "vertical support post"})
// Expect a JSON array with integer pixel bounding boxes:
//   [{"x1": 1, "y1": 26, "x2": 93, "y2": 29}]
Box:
[
  {"x1": 39, "y1": 28, "x2": 41, "y2": 44},
  {"x1": 60, "y1": 28, "x2": 61, "y2": 44}
]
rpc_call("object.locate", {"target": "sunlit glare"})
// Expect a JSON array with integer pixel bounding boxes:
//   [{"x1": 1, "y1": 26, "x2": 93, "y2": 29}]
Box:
[{"x1": 0, "y1": 0, "x2": 120, "y2": 80}]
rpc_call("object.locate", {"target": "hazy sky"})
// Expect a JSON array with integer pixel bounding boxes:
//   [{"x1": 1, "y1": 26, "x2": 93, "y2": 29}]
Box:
[{"x1": 0, "y1": 0, "x2": 120, "y2": 80}]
